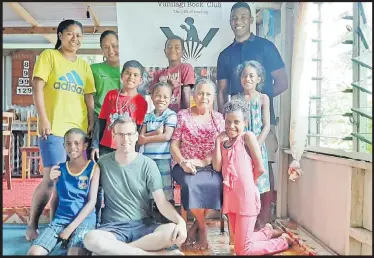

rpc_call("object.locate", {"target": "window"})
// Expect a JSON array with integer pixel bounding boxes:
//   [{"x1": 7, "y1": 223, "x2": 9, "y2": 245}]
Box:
[
  {"x1": 307, "y1": 2, "x2": 372, "y2": 161},
  {"x1": 352, "y1": 2, "x2": 372, "y2": 155}
]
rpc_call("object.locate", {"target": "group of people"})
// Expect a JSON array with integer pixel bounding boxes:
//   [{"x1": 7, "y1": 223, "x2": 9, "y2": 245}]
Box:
[{"x1": 24, "y1": 2, "x2": 291, "y2": 256}]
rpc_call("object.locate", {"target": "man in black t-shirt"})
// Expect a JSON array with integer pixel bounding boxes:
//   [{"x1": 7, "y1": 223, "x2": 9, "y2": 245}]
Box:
[{"x1": 217, "y1": 2, "x2": 289, "y2": 229}]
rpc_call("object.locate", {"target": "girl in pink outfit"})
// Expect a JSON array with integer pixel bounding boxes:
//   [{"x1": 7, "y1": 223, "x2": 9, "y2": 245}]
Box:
[{"x1": 212, "y1": 99, "x2": 293, "y2": 255}]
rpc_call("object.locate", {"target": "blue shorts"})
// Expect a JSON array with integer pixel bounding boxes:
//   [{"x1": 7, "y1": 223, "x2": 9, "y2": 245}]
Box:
[
  {"x1": 39, "y1": 135, "x2": 90, "y2": 167},
  {"x1": 39, "y1": 135, "x2": 66, "y2": 168},
  {"x1": 32, "y1": 219, "x2": 95, "y2": 252},
  {"x1": 98, "y1": 219, "x2": 160, "y2": 243}
]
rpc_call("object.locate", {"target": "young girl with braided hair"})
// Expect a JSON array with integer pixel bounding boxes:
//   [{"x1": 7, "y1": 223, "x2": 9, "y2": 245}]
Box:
[{"x1": 212, "y1": 99, "x2": 293, "y2": 255}]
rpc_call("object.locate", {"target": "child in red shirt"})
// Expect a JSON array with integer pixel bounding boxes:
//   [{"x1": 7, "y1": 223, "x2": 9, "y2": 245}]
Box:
[
  {"x1": 92, "y1": 60, "x2": 148, "y2": 157},
  {"x1": 150, "y1": 35, "x2": 195, "y2": 112}
]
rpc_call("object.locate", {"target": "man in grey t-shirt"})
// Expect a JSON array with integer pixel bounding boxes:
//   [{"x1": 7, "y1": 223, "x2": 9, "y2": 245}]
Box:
[{"x1": 84, "y1": 117, "x2": 186, "y2": 255}]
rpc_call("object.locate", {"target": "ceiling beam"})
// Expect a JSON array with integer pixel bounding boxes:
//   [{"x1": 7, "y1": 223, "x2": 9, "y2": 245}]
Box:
[
  {"x1": 7, "y1": 2, "x2": 39, "y2": 26},
  {"x1": 3, "y1": 26, "x2": 118, "y2": 35},
  {"x1": 7, "y1": 2, "x2": 57, "y2": 45},
  {"x1": 84, "y1": 3, "x2": 101, "y2": 27},
  {"x1": 3, "y1": 48, "x2": 103, "y2": 56},
  {"x1": 3, "y1": 42, "x2": 101, "y2": 50}
]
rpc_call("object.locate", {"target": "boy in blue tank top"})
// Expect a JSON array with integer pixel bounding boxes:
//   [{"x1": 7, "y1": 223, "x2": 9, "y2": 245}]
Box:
[{"x1": 27, "y1": 128, "x2": 100, "y2": 256}]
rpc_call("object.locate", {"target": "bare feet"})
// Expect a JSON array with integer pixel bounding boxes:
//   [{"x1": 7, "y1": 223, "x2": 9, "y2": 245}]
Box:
[
  {"x1": 255, "y1": 218, "x2": 266, "y2": 231},
  {"x1": 193, "y1": 227, "x2": 209, "y2": 250},
  {"x1": 185, "y1": 220, "x2": 198, "y2": 246},
  {"x1": 265, "y1": 223, "x2": 273, "y2": 231},
  {"x1": 265, "y1": 223, "x2": 283, "y2": 238},
  {"x1": 25, "y1": 226, "x2": 39, "y2": 241},
  {"x1": 271, "y1": 224, "x2": 284, "y2": 238},
  {"x1": 279, "y1": 233, "x2": 295, "y2": 246}
]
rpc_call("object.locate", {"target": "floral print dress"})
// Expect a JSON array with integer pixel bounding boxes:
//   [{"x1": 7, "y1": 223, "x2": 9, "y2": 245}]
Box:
[{"x1": 171, "y1": 109, "x2": 225, "y2": 167}]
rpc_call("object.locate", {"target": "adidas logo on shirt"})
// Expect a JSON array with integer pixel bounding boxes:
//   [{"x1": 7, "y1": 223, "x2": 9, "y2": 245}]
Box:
[{"x1": 54, "y1": 70, "x2": 84, "y2": 95}]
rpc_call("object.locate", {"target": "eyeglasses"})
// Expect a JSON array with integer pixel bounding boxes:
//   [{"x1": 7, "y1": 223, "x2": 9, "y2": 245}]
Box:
[{"x1": 114, "y1": 132, "x2": 137, "y2": 138}]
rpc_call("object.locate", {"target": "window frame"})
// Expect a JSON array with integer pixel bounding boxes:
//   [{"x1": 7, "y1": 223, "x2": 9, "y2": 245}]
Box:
[{"x1": 306, "y1": 2, "x2": 372, "y2": 162}]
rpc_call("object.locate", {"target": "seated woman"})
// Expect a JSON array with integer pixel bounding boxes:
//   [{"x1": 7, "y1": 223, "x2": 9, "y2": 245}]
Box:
[{"x1": 170, "y1": 79, "x2": 224, "y2": 250}]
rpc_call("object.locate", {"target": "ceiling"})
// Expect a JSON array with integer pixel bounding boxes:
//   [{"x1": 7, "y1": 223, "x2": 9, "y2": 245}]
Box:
[
  {"x1": 3, "y1": 2, "x2": 117, "y2": 49},
  {"x1": 3, "y1": 2, "x2": 283, "y2": 50}
]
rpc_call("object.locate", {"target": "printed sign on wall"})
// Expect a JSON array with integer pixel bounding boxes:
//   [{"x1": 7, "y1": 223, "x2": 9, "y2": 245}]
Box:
[
  {"x1": 16, "y1": 59, "x2": 32, "y2": 95},
  {"x1": 116, "y1": 2, "x2": 256, "y2": 67}
]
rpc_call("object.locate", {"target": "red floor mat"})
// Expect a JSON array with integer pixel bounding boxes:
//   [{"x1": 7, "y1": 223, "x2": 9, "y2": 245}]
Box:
[{"x1": 2, "y1": 178, "x2": 50, "y2": 208}]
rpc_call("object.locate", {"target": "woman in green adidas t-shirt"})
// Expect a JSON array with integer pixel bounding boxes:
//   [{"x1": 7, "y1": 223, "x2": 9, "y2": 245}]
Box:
[{"x1": 90, "y1": 30, "x2": 121, "y2": 161}]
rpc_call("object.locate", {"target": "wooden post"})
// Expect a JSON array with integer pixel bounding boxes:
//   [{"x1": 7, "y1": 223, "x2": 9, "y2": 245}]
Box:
[{"x1": 276, "y1": 2, "x2": 295, "y2": 219}]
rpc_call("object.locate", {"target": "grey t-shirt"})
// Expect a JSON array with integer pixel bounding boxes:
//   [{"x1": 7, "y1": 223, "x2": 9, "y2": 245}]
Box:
[{"x1": 97, "y1": 152, "x2": 163, "y2": 224}]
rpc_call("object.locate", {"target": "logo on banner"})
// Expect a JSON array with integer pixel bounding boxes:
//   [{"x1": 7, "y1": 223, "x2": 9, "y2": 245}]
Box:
[{"x1": 160, "y1": 17, "x2": 219, "y2": 62}]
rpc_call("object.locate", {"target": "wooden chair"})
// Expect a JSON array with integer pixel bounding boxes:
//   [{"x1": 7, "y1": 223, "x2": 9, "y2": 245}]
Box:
[
  {"x1": 3, "y1": 112, "x2": 14, "y2": 190},
  {"x1": 174, "y1": 181, "x2": 234, "y2": 244},
  {"x1": 20, "y1": 117, "x2": 43, "y2": 180},
  {"x1": 174, "y1": 183, "x2": 188, "y2": 221}
]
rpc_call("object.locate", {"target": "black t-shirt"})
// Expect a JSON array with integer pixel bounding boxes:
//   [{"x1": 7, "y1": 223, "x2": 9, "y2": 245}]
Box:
[{"x1": 217, "y1": 33, "x2": 285, "y2": 125}]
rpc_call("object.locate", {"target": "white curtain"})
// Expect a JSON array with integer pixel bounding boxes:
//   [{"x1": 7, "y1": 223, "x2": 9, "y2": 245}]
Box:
[{"x1": 288, "y1": 3, "x2": 314, "y2": 181}]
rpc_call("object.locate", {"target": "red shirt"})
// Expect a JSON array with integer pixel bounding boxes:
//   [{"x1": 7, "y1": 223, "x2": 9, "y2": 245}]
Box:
[
  {"x1": 99, "y1": 89, "x2": 147, "y2": 149},
  {"x1": 151, "y1": 63, "x2": 195, "y2": 112}
]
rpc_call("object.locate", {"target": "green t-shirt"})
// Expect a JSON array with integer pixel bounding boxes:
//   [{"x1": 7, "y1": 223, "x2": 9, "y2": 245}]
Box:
[
  {"x1": 97, "y1": 152, "x2": 164, "y2": 224},
  {"x1": 91, "y1": 62, "x2": 121, "y2": 115}
]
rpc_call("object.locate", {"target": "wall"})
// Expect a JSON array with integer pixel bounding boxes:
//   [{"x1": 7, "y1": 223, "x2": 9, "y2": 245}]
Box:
[{"x1": 287, "y1": 152, "x2": 372, "y2": 255}]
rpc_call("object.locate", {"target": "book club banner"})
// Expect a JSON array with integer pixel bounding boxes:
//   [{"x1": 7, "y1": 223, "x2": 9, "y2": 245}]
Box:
[{"x1": 116, "y1": 2, "x2": 256, "y2": 103}]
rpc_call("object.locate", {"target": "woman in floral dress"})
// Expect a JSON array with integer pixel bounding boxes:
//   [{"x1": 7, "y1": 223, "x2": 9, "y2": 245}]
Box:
[{"x1": 170, "y1": 79, "x2": 224, "y2": 250}]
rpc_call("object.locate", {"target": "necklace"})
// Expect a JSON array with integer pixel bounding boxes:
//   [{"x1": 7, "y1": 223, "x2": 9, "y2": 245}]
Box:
[
  {"x1": 239, "y1": 91, "x2": 259, "y2": 102},
  {"x1": 116, "y1": 89, "x2": 136, "y2": 114}
]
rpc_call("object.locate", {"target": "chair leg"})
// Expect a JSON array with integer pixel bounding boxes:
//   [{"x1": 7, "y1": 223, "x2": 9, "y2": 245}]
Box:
[
  {"x1": 181, "y1": 204, "x2": 188, "y2": 222},
  {"x1": 39, "y1": 158, "x2": 44, "y2": 175},
  {"x1": 220, "y1": 212, "x2": 225, "y2": 233},
  {"x1": 27, "y1": 158, "x2": 31, "y2": 179},
  {"x1": 5, "y1": 154, "x2": 12, "y2": 190},
  {"x1": 177, "y1": 185, "x2": 188, "y2": 222},
  {"x1": 22, "y1": 151, "x2": 27, "y2": 180}
]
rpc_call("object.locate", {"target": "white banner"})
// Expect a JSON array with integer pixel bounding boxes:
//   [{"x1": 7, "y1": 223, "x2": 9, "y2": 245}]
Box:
[{"x1": 116, "y1": 2, "x2": 256, "y2": 67}]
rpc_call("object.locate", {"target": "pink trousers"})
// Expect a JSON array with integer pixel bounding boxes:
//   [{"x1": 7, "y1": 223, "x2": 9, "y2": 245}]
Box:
[{"x1": 228, "y1": 213, "x2": 289, "y2": 255}]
